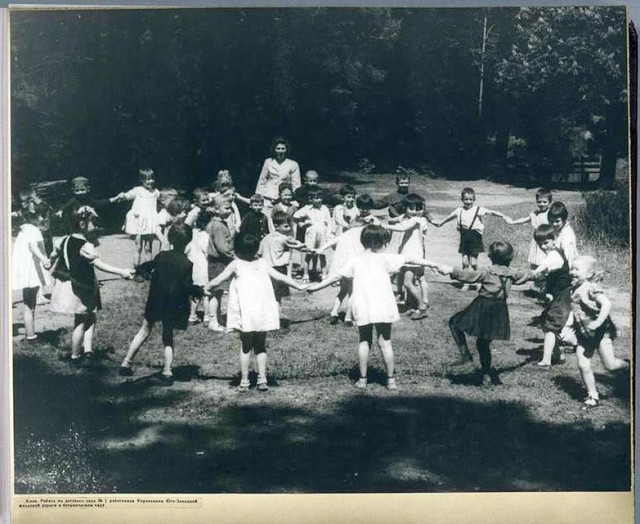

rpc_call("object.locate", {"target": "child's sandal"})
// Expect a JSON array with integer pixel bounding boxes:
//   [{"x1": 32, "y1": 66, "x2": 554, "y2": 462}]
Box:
[
  {"x1": 386, "y1": 377, "x2": 398, "y2": 390},
  {"x1": 355, "y1": 377, "x2": 367, "y2": 389},
  {"x1": 583, "y1": 395, "x2": 599, "y2": 409}
]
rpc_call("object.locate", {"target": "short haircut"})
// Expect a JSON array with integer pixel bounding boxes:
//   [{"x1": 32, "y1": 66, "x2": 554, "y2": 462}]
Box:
[
  {"x1": 278, "y1": 182, "x2": 293, "y2": 195},
  {"x1": 395, "y1": 172, "x2": 410, "y2": 183},
  {"x1": 533, "y1": 223, "x2": 556, "y2": 244},
  {"x1": 166, "y1": 196, "x2": 191, "y2": 217},
  {"x1": 139, "y1": 168, "x2": 155, "y2": 180},
  {"x1": 216, "y1": 169, "x2": 233, "y2": 183},
  {"x1": 340, "y1": 184, "x2": 356, "y2": 196},
  {"x1": 356, "y1": 194, "x2": 373, "y2": 210},
  {"x1": 234, "y1": 231, "x2": 261, "y2": 261},
  {"x1": 193, "y1": 187, "x2": 209, "y2": 201},
  {"x1": 271, "y1": 211, "x2": 291, "y2": 228},
  {"x1": 403, "y1": 193, "x2": 425, "y2": 210},
  {"x1": 19, "y1": 188, "x2": 35, "y2": 199},
  {"x1": 360, "y1": 224, "x2": 391, "y2": 250},
  {"x1": 210, "y1": 194, "x2": 227, "y2": 210},
  {"x1": 304, "y1": 170, "x2": 319, "y2": 181},
  {"x1": 548, "y1": 201, "x2": 568, "y2": 222},
  {"x1": 195, "y1": 210, "x2": 213, "y2": 230},
  {"x1": 461, "y1": 187, "x2": 475, "y2": 198},
  {"x1": 71, "y1": 206, "x2": 98, "y2": 232},
  {"x1": 167, "y1": 222, "x2": 193, "y2": 250},
  {"x1": 159, "y1": 188, "x2": 178, "y2": 201},
  {"x1": 307, "y1": 187, "x2": 322, "y2": 200},
  {"x1": 71, "y1": 176, "x2": 90, "y2": 191},
  {"x1": 250, "y1": 193, "x2": 264, "y2": 204},
  {"x1": 488, "y1": 241, "x2": 514, "y2": 266},
  {"x1": 535, "y1": 188, "x2": 553, "y2": 202}
]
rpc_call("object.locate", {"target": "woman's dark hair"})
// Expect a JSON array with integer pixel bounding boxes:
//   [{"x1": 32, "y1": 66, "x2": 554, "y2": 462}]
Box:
[
  {"x1": 234, "y1": 231, "x2": 261, "y2": 261},
  {"x1": 270, "y1": 137, "x2": 290, "y2": 157},
  {"x1": 488, "y1": 241, "x2": 514, "y2": 266},
  {"x1": 548, "y1": 201, "x2": 568, "y2": 222},
  {"x1": 360, "y1": 224, "x2": 391, "y2": 250},
  {"x1": 355, "y1": 194, "x2": 373, "y2": 211},
  {"x1": 534, "y1": 223, "x2": 557, "y2": 244},
  {"x1": 167, "y1": 223, "x2": 192, "y2": 250}
]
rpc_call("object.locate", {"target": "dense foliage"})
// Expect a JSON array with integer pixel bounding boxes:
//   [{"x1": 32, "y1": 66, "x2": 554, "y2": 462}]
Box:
[{"x1": 11, "y1": 7, "x2": 629, "y2": 195}]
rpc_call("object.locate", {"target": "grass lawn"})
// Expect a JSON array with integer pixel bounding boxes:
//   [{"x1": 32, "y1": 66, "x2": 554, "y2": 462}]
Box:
[{"x1": 11, "y1": 175, "x2": 632, "y2": 493}]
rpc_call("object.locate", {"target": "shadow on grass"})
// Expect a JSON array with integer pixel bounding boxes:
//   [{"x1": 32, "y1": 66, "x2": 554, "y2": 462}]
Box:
[{"x1": 13, "y1": 352, "x2": 631, "y2": 494}]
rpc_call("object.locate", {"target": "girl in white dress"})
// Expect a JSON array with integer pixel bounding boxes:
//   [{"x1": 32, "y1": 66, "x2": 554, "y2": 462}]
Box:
[
  {"x1": 112, "y1": 168, "x2": 160, "y2": 268},
  {"x1": 204, "y1": 232, "x2": 307, "y2": 392},
  {"x1": 186, "y1": 211, "x2": 212, "y2": 325},
  {"x1": 308, "y1": 224, "x2": 437, "y2": 390},
  {"x1": 506, "y1": 187, "x2": 552, "y2": 268},
  {"x1": 12, "y1": 210, "x2": 51, "y2": 340}
]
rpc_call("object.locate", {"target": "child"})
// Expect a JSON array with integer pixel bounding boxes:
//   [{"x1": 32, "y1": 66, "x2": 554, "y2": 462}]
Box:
[
  {"x1": 111, "y1": 168, "x2": 160, "y2": 269},
  {"x1": 204, "y1": 232, "x2": 307, "y2": 391},
  {"x1": 49, "y1": 207, "x2": 133, "y2": 364},
  {"x1": 155, "y1": 188, "x2": 179, "y2": 251},
  {"x1": 548, "y1": 201, "x2": 578, "y2": 265},
  {"x1": 331, "y1": 185, "x2": 360, "y2": 236},
  {"x1": 259, "y1": 211, "x2": 307, "y2": 305},
  {"x1": 381, "y1": 193, "x2": 430, "y2": 320},
  {"x1": 434, "y1": 241, "x2": 527, "y2": 385},
  {"x1": 293, "y1": 187, "x2": 332, "y2": 283},
  {"x1": 12, "y1": 209, "x2": 51, "y2": 340},
  {"x1": 240, "y1": 194, "x2": 269, "y2": 241},
  {"x1": 506, "y1": 188, "x2": 552, "y2": 271},
  {"x1": 529, "y1": 224, "x2": 573, "y2": 367},
  {"x1": 16, "y1": 187, "x2": 54, "y2": 256},
  {"x1": 205, "y1": 194, "x2": 235, "y2": 332},
  {"x1": 315, "y1": 195, "x2": 379, "y2": 326},
  {"x1": 564, "y1": 256, "x2": 629, "y2": 407},
  {"x1": 55, "y1": 177, "x2": 116, "y2": 247},
  {"x1": 184, "y1": 187, "x2": 212, "y2": 228},
  {"x1": 307, "y1": 224, "x2": 436, "y2": 390},
  {"x1": 268, "y1": 182, "x2": 299, "y2": 232},
  {"x1": 212, "y1": 179, "x2": 242, "y2": 233},
  {"x1": 433, "y1": 187, "x2": 511, "y2": 272},
  {"x1": 186, "y1": 211, "x2": 212, "y2": 325},
  {"x1": 119, "y1": 223, "x2": 203, "y2": 385}
]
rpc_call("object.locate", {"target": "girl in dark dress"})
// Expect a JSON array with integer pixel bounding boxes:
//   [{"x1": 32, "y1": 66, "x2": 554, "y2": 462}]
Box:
[
  {"x1": 434, "y1": 241, "x2": 527, "y2": 385},
  {"x1": 119, "y1": 223, "x2": 203, "y2": 385}
]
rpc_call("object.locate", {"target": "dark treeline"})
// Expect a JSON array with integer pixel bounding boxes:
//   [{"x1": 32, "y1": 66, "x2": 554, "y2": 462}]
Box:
[{"x1": 11, "y1": 7, "x2": 629, "y2": 196}]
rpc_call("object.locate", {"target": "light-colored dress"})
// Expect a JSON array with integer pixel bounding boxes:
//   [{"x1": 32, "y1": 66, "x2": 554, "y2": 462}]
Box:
[
  {"x1": 331, "y1": 204, "x2": 360, "y2": 236},
  {"x1": 396, "y1": 216, "x2": 428, "y2": 264},
  {"x1": 12, "y1": 223, "x2": 50, "y2": 290},
  {"x1": 123, "y1": 186, "x2": 159, "y2": 235},
  {"x1": 527, "y1": 210, "x2": 549, "y2": 265},
  {"x1": 226, "y1": 259, "x2": 280, "y2": 332},
  {"x1": 185, "y1": 229, "x2": 210, "y2": 287},
  {"x1": 338, "y1": 252, "x2": 405, "y2": 326},
  {"x1": 555, "y1": 223, "x2": 578, "y2": 265},
  {"x1": 329, "y1": 226, "x2": 365, "y2": 275},
  {"x1": 294, "y1": 204, "x2": 332, "y2": 249},
  {"x1": 255, "y1": 158, "x2": 301, "y2": 203}
]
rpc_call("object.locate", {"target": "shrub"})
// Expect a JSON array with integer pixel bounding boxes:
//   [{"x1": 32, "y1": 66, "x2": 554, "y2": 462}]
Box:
[{"x1": 577, "y1": 179, "x2": 630, "y2": 246}]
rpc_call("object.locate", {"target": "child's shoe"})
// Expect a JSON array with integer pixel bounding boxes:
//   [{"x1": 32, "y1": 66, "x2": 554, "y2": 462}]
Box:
[
  {"x1": 355, "y1": 377, "x2": 367, "y2": 389},
  {"x1": 160, "y1": 373, "x2": 174, "y2": 386},
  {"x1": 329, "y1": 315, "x2": 340, "y2": 325},
  {"x1": 257, "y1": 378, "x2": 269, "y2": 392},
  {"x1": 203, "y1": 316, "x2": 210, "y2": 327},
  {"x1": 25, "y1": 335, "x2": 38, "y2": 342},
  {"x1": 344, "y1": 319, "x2": 354, "y2": 327},
  {"x1": 237, "y1": 379, "x2": 250, "y2": 392},
  {"x1": 119, "y1": 366, "x2": 133, "y2": 377},
  {"x1": 301, "y1": 276, "x2": 310, "y2": 285},
  {"x1": 188, "y1": 316, "x2": 199, "y2": 325},
  {"x1": 582, "y1": 394, "x2": 599, "y2": 409},
  {"x1": 386, "y1": 377, "x2": 398, "y2": 390},
  {"x1": 410, "y1": 307, "x2": 428, "y2": 321},
  {"x1": 209, "y1": 323, "x2": 225, "y2": 333}
]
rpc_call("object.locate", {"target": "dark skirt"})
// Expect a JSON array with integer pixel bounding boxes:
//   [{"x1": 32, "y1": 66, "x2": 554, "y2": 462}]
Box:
[
  {"x1": 541, "y1": 287, "x2": 571, "y2": 334},
  {"x1": 458, "y1": 229, "x2": 484, "y2": 256},
  {"x1": 271, "y1": 265, "x2": 290, "y2": 300},
  {"x1": 449, "y1": 296, "x2": 510, "y2": 340},
  {"x1": 144, "y1": 293, "x2": 189, "y2": 330},
  {"x1": 574, "y1": 316, "x2": 618, "y2": 353}
]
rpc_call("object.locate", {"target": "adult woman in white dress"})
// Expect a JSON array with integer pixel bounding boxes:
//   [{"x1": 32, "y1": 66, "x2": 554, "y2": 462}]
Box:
[{"x1": 255, "y1": 137, "x2": 301, "y2": 212}]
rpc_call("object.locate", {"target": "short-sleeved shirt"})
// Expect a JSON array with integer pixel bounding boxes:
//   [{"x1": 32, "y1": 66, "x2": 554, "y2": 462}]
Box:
[
  {"x1": 259, "y1": 232, "x2": 293, "y2": 267},
  {"x1": 12, "y1": 223, "x2": 48, "y2": 290},
  {"x1": 555, "y1": 224, "x2": 578, "y2": 265},
  {"x1": 454, "y1": 206, "x2": 487, "y2": 233},
  {"x1": 451, "y1": 265, "x2": 526, "y2": 300},
  {"x1": 339, "y1": 252, "x2": 405, "y2": 326}
]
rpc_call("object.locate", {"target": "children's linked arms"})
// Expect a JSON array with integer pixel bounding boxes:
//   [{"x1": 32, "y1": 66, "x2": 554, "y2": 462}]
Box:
[
  {"x1": 484, "y1": 208, "x2": 511, "y2": 222},
  {"x1": 266, "y1": 265, "x2": 308, "y2": 291},
  {"x1": 431, "y1": 212, "x2": 457, "y2": 228},
  {"x1": 505, "y1": 215, "x2": 531, "y2": 225},
  {"x1": 306, "y1": 273, "x2": 341, "y2": 293}
]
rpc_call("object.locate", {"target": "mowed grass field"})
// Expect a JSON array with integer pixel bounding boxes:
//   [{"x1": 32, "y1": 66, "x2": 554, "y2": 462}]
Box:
[{"x1": 11, "y1": 175, "x2": 632, "y2": 493}]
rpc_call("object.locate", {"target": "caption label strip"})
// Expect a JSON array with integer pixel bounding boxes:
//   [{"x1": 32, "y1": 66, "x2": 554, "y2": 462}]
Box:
[{"x1": 17, "y1": 497, "x2": 202, "y2": 509}]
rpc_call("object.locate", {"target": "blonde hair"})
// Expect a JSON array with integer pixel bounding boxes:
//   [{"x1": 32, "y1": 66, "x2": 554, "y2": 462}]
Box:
[{"x1": 572, "y1": 255, "x2": 604, "y2": 282}]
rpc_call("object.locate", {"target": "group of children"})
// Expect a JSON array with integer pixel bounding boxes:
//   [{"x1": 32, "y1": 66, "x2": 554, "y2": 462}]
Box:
[{"x1": 12, "y1": 170, "x2": 628, "y2": 407}]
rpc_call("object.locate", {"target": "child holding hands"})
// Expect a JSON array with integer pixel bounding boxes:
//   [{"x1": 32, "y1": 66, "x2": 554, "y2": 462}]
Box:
[
  {"x1": 564, "y1": 256, "x2": 629, "y2": 407},
  {"x1": 307, "y1": 224, "x2": 437, "y2": 390},
  {"x1": 204, "y1": 232, "x2": 307, "y2": 392}
]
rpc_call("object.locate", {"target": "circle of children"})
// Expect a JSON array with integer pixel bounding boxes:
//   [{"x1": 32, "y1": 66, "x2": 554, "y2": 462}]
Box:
[{"x1": 12, "y1": 139, "x2": 628, "y2": 407}]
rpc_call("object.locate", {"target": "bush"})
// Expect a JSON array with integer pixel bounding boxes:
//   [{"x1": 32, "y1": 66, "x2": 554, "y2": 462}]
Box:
[{"x1": 577, "y1": 179, "x2": 630, "y2": 246}]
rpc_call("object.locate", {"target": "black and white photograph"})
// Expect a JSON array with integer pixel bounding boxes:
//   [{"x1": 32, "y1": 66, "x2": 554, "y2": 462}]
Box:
[{"x1": 5, "y1": 3, "x2": 635, "y2": 522}]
